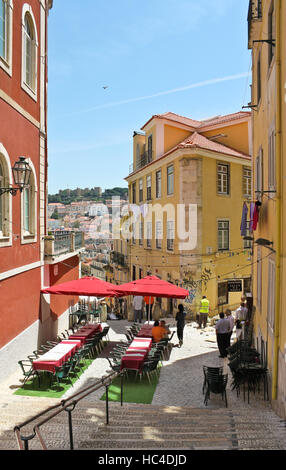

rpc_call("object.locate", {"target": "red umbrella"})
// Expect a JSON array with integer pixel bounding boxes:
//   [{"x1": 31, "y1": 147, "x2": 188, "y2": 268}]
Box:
[
  {"x1": 114, "y1": 275, "x2": 189, "y2": 323},
  {"x1": 41, "y1": 276, "x2": 120, "y2": 297}
]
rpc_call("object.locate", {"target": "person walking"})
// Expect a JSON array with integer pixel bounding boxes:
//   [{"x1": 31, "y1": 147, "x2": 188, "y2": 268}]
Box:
[
  {"x1": 215, "y1": 312, "x2": 230, "y2": 358},
  {"x1": 133, "y1": 295, "x2": 143, "y2": 323},
  {"x1": 225, "y1": 309, "x2": 235, "y2": 349},
  {"x1": 176, "y1": 304, "x2": 186, "y2": 347},
  {"x1": 144, "y1": 296, "x2": 154, "y2": 321},
  {"x1": 199, "y1": 296, "x2": 209, "y2": 328},
  {"x1": 235, "y1": 302, "x2": 248, "y2": 340}
]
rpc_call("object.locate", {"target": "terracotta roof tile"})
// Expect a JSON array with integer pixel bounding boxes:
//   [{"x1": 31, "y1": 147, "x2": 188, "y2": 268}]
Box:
[{"x1": 176, "y1": 132, "x2": 250, "y2": 159}]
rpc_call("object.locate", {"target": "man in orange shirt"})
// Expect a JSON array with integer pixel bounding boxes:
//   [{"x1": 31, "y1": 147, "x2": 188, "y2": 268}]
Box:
[
  {"x1": 152, "y1": 321, "x2": 167, "y2": 343},
  {"x1": 144, "y1": 296, "x2": 154, "y2": 321}
]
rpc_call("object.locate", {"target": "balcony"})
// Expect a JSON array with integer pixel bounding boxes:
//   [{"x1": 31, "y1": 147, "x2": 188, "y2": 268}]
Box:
[
  {"x1": 129, "y1": 150, "x2": 154, "y2": 174},
  {"x1": 111, "y1": 251, "x2": 128, "y2": 268},
  {"x1": 248, "y1": 0, "x2": 262, "y2": 48},
  {"x1": 44, "y1": 230, "x2": 85, "y2": 261}
]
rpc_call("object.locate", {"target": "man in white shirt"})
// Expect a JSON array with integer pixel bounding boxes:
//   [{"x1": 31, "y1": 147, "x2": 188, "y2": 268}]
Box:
[
  {"x1": 235, "y1": 302, "x2": 248, "y2": 340},
  {"x1": 225, "y1": 309, "x2": 235, "y2": 349},
  {"x1": 215, "y1": 312, "x2": 230, "y2": 358},
  {"x1": 133, "y1": 296, "x2": 143, "y2": 323}
]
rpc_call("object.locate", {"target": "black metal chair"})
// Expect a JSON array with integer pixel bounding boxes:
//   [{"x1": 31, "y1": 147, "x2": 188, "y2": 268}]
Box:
[
  {"x1": 204, "y1": 369, "x2": 228, "y2": 407},
  {"x1": 202, "y1": 366, "x2": 223, "y2": 394},
  {"x1": 18, "y1": 360, "x2": 41, "y2": 387}
]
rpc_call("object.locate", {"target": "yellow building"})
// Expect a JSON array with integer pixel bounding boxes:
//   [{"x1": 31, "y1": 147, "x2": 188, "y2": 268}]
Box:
[
  {"x1": 123, "y1": 111, "x2": 252, "y2": 319},
  {"x1": 248, "y1": 0, "x2": 286, "y2": 418}
]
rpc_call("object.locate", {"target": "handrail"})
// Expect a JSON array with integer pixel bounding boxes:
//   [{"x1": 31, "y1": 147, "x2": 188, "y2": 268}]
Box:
[{"x1": 14, "y1": 369, "x2": 125, "y2": 450}]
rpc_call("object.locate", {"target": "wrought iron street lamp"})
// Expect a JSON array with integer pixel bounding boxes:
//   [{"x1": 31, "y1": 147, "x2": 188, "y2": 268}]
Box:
[{"x1": 0, "y1": 157, "x2": 31, "y2": 196}]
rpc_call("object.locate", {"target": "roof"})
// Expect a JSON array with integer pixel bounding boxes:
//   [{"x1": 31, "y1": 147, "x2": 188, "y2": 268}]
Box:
[
  {"x1": 141, "y1": 111, "x2": 250, "y2": 131},
  {"x1": 173, "y1": 132, "x2": 251, "y2": 160}
]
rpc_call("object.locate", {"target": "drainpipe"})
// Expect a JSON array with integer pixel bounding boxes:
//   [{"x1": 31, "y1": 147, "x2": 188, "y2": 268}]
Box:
[{"x1": 272, "y1": 0, "x2": 282, "y2": 401}]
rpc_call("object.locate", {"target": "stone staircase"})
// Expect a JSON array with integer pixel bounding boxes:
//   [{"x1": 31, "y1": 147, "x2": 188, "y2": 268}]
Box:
[{"x1": 1, "y1": 400, "x2": 286, "y2": 450}]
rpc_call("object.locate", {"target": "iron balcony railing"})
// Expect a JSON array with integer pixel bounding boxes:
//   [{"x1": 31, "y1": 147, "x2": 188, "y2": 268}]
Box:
[{"x1": 129, "y1": 150, "x2": 154, "y2": 174}]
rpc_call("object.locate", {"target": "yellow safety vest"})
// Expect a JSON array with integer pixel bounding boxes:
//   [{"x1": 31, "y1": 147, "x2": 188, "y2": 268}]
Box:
[{"x1": 200, "y1": 298, "x2": 209, "y2": 314}]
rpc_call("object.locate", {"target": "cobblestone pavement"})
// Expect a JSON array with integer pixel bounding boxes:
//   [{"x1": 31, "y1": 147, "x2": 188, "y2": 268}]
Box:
[{"x1": 0, "y1": 318, "x2": 285, "y2": 450}]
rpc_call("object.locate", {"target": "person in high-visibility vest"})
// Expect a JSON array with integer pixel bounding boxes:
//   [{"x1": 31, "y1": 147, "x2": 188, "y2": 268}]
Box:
[{"x1": 199, "y1": 296, "x2": 209, "y2": 328}]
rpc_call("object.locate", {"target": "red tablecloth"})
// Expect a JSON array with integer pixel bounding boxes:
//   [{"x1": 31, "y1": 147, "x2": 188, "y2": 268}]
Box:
[
  {"x1": 68, "y1": 323, "x2": 102, "y2": 345},
  {"x1": 120, "y1": 337, "x2": 152, "y2": 371},
  {"x1": 33, "y1": 342, "x2": 79, "y2": 373},
  {"x1": 136, "y1": 325, "x2": 153, "y2": 338},
  {"x1": 120, "y1": 354, "x2": 146, "y2": 372}
]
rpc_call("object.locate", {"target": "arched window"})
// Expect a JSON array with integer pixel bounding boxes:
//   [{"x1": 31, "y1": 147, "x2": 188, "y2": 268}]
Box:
[
  {"x1": 0, "y1": 0, "x2": 13, "y2": 75},
  {"x1": 0, "y1": 144, "x2": 12, "y2": 246},
  {"x1": 21, "y1": 159, "x2": 37, "y2": 243},
  {"x1": 22, "y1": 5, "x2": 38, "y2": 99}
]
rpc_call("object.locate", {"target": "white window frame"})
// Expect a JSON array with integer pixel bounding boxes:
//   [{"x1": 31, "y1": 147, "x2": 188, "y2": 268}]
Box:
[
  {"x1": 21, "y1": 158, "x2": 37, "y2": 244},
  {"x1": 139, "y1": 178, "x2": 143, "y2": 202},
  {"x1": 0, "y1": 0, "x2": 13, "y2": 76},
  {"x1": 21, "y1": 4, "x2": 38, "y2": 101},
  {"x1": 167, "y1": 219, "x2": 174, "y2": 251},
  {"x1": 155, "y1": 220, "x2": 162, "y2": 249},
  {"x1": 243, "y1": 166, "x2": 252, "y2": 198},
  {"x1": 217, "y1": 162, "x2": 230, "y2": 195},
  {"x1": 146, "y1": 220, "x2": 152, "y2": 248},
  {"x1": 156, "y1": 169, "x2": 161, "y2": 199},
  {"x1": 0, "y1": 143, "x2": 12, "y2": 247},
  {"x1": 146, "y1": 175, "x2": 151, "y2": 200},
  {"x1": 167, "y1": 165, "x2": 174, "y2": 196},
  {"x1": 255, "y1": 147, "x2": 263, "y2": 199},
  {"x1": 218, "y1": 219, "x2": 229, "y2": 251}
]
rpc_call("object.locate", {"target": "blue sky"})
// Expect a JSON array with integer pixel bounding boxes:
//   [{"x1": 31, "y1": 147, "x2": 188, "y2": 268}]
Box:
[{"x1": 47, "y1": 0, "x2": 251, "y2": 195}]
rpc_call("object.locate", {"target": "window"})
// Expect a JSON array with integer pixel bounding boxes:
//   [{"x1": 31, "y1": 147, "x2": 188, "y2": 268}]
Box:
[
  {"x1": 146, "y1": 221, "x2": 152, "y2": 248},
  {"x1": 268, "y1": 128, "x2": 275, "y2": 191},
  {"x1": 167, "y1": 220, "x2": 174, "y2": 251},
  {"x1": 147, "y1": 135, "x2": 153, "y2": 162},
  {"x1": 257, "y1": 52, "x2": 261, "y2": 104},
  {"x1": 156, "y1": 170, "x2": 161, "y2": 198},
  {"x1": 0, "y1": 0, "x2": 7, "y2": 60},
  {"x1": 268, "y1": 2, "x2": 275, "y2": 67},
  {"x1": 243, "y1": 221, "x2": 252, "y2": 249},
  {"x1": 217, "y1": 163, "x2": 230, "y2": 195},
  {"x1": 146, "y1": 175, "x2": 151, "y2": 200},
  {"x1": 156, "y1": 220, "x2": 162, "y2": 249},
  {"x1": 132, "y1": 265, "x2": 136, "y2": 281},
  {"x1": 255, "y1": 147, "x2": 263, "y2": 197},
  {"x1": 267, "y1": 259, "x2": 275, "y2": 330},
  {"x1": 139, "y1": 221, "x2": 143, "y2": 245},
  {"x1": 132, "y1": 222, "x2": 136, "y2": 244},
  {"x1": 139, "y1": 178, "x2": 143, "y2": 202},
  {"x1": 0, "y1": 159, "x2": 4, "y2": 234},
  {"x1": 257, "y1": 247, "x2": 262, "y2": 311},
  {"x1": 21, "y1": 159, "x2": 37, "y2": 242},
  {"x1": 132, "y1": 182, "x2": 136, "y2": 204},
  {"x1": 167, "y1": 165, "x2": 174, "y2": 195},
  {"x1": 218, "y1": 220, "x2": 229, "y2": 251},
  {"x1": 22, "y1": 6, "x2": 38, "y2": 99},
  {"x1": 243, "y1": 166, "x2": 252, "y2": 198},
  {"x1": 0, "y1": 144, "x2": 12, "y2": 245},
  {"x1": 0, "y1": 0, "x2": 12, "y2": 74}
]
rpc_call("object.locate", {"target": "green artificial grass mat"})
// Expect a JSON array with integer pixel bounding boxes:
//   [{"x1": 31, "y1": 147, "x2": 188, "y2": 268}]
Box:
[
  {"x1": 14, "y1": 359, "x2": 93, "y2": 398},
  {"x1": 100, "y1": 368, "x2": 161, "y2": 404}
]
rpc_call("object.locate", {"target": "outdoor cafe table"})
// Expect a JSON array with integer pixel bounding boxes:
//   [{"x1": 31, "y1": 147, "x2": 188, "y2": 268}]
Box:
[
  {"x1": 120, "y1": 337, "x2": 152, "y2": 372},
  {"x1": 68, "y1": 323, "x2": 102, "y2": 345},
  {"x1": 32, "y1": 341, "x2": 79, "y2": 373},
  {"x1": 136, "y1": 324, "x2": 153, "y2": 338}
]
